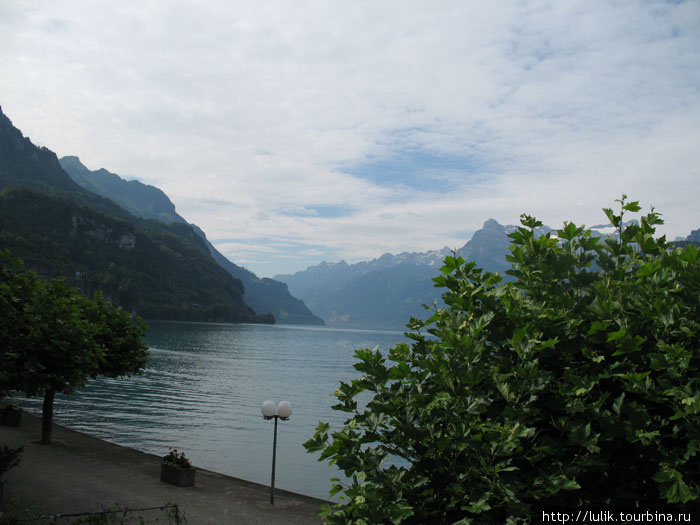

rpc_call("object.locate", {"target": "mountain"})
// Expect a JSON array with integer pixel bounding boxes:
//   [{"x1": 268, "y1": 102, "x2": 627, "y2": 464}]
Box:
[
  {"x1": 274, "y1": 220, "x2": 521, "y2": 329},
  {"x1": 275, "y1": 218, "x2": 628, "y2": 329},
  {"x1": 0, "y1": 106, "x2": 270, "y2": 324},
  {"x1": 189, "y1": 225, "x2": 323, "y2": 325},
  {"x1": 310, "y1": 263, "x2": 443, "y2": 328},
  {"x1": 456, "y1": 218, "x2": 516, "y2": 275},
  {"x1": 671, "y1": 227, "x2": 700, "y2": 249},
  {"x1": 60, "y1": 156, "x2": 323, "y2": 325},
  {"x1": 0, "y1": 111, "x2": 134, "y2": 220},
  {"x1": 60, "y1": 156, "x2": 186, "y2": 224},
  {"x1": 276, "y1": 248, "x2": 451, "y2": 304}
]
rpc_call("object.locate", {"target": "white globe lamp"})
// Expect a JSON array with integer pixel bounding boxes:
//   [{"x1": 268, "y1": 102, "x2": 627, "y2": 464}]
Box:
[
  {"x1": 261, "y1": 399, "x2": 276, "y2": 419},
  {"x1": 277, "y1": 401, "x2": 292, "y2": 420}
]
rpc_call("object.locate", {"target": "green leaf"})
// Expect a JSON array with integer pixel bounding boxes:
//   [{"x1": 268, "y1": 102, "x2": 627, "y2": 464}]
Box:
[
  {"x1": 560, "y1": 479, "x2": 581, "y2": 491},
  {"x1": 569, "y1": 423, "x2": 591, "y2": 445},
  {"x1": 464, "y1": 498, "x2": 491, "y2": 513},
  {"x1": 603, "y1": 207, "x2": 620, "y2": 227},
  {"x1": 622, "y1": 200, "x2": 642, "y2": 212},
  {"x1": 607, "y1": 328, "x2": 627, "y2": 342},
  {"x1": 636, "y1": 261, "x2": 661, "y2": 277},
  {"x1": 612, "y1": 393, "x2": 625, "y2": 416}
]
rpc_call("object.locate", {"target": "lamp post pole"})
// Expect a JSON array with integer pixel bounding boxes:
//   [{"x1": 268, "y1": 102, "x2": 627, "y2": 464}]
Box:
[
  {"x1": 270, "y1": 415, "x2": 278, "y2": 504},
  {"x1": 261, "y1": 400, "x2": 292, "y2": 506}
]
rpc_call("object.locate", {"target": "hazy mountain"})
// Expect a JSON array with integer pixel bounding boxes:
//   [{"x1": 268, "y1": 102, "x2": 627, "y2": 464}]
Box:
[
  {"x1": 190, "y1": 225, "x2": 323, "y2": 325},
  {"x1": 60, "y1": 155, "x2": 322, "y2": 325},
  {"x1": 671, "y1": 227, "x2": 700, "y2": 249},
  {"x1": 0, "y1": 106, "x2": 270, "y2": 324},
  {"x1": 276, "y1": 248, "x2": 451, "y2": 304},
  {"x1": 0, "y1": 110, "x2": 131, "y2": 219},
  {"x1": 60, "y1": 156, "x2": 187, "y2": 224},
  {"x1": 456, "y1": 218, "x2": 516, "y2": 275},
  {"x1": 274, "y1": 220, "x2": 522, "y2": 329},
  {"x1": 275, "y1": 217, "x2": 632, "y2": 329}
]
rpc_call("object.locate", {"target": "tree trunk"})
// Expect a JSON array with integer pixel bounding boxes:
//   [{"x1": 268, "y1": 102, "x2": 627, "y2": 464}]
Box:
[{"x1": 41, "y1": 389, "x2": 55, "y2": 444}]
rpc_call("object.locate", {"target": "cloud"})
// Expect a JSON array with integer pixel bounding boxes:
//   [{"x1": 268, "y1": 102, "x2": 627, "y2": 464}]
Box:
[{"x1": 1, "y1": 0, "x2": 698, "y2": 276}]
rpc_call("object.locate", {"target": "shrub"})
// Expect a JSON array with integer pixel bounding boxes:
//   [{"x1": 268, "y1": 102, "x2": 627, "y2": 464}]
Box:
[{"x1": 305, "y1": 197, "x2": 700, "y2": 524}]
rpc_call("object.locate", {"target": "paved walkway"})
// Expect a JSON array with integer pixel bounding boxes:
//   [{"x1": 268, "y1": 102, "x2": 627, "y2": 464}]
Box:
[{"x1": 0, "y1": 411, "x2": 325, "y2": 524}]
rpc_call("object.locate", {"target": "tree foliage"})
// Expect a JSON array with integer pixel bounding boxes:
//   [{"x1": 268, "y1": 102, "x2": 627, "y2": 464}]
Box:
[
  {"x1": 0, "y1": 250, "x2": 150, "y2": 443},
  {"x1": 304, "y1": 197, "x2": 700, "y2": 524}
]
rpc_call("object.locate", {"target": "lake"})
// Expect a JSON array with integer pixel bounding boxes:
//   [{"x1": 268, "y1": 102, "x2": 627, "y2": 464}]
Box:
[{"x1": 11, "y1": 321, "x2": 408, "y2": 500}]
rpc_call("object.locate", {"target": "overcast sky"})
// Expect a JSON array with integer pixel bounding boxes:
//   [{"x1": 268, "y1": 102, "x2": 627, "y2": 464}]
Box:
[{"x1": 1, "y1": 1, "x2": 699, "y2": 277}]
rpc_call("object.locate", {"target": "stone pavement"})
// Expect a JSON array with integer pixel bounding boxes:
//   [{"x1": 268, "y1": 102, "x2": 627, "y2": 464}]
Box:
[{"x1": 0, "y1": 410, "x2": 325, "y2": 524}]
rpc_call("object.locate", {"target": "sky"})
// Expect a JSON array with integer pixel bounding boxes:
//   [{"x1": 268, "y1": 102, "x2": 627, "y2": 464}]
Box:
[{"x1": 1, "y1": 1, "x2": 699, "y2": 277}]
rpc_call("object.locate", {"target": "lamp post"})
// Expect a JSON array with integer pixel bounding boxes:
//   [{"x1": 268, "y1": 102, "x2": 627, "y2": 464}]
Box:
[{"x1": 261, "y1": 399, "x2": 292, "y2": 505}]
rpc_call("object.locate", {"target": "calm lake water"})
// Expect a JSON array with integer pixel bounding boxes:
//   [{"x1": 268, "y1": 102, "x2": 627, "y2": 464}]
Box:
[{"x1": 12, "y1": 321, "x2": 407, "y2": 500}]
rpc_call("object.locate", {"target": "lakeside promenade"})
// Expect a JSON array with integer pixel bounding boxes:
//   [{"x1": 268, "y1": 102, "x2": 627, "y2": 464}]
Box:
[{"x1": 0, "y1": 411, "x2": 325, "y2": 524}]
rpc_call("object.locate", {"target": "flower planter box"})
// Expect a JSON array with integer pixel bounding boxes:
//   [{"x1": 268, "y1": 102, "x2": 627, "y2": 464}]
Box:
[
  {"x1": 160, "y1": 463, "x2": 195, "y2": 487},
  {"x1": 0, "y1": 408, "x2": 21, "y2": 427}
]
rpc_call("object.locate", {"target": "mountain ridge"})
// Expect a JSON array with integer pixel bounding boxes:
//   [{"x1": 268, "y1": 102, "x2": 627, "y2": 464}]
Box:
[
  {"x1": 0, "y1": 106, "x2": 270, "y2": 324},
  {"x1": 59, "y1": 155, "x2": 323, "y2": 325},
  {"x1": 273, "y1": 219, "x2": 515, "y2": 329},
  {"x1": 275, "y1": 218, "x2": 674, "y2": 329},
  {"x1": 59, "y1": 155, "x2": 187, "y2": 224}
]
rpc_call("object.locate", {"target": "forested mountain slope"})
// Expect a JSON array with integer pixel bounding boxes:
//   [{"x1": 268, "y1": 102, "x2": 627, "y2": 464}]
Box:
[
  {"x1": 0, "y1": 106, "x2": 269, "y2": 324},
  {"x1": 59, "y1": 155, "x2": 322, "y2": 325}
]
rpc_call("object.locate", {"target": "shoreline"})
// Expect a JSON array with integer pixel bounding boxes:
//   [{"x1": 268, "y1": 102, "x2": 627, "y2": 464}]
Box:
[
  {"x1": 0, "y1": 409, "x2": 326, "y2": 524},
  {"x1": 9, "y1": 402, "x2": 326, "y2": 500}
]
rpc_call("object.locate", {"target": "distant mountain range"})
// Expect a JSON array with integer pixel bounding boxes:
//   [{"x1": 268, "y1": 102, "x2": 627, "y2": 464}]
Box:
[
  {"x1": 59, "y1": 156, "x2": 322, "y2": 325},
  {"x1": 275, "y1": 218, "x2": 518, "y2": 329},
  {"x1": 276, "y1": 218, "x2": 699, "y2": 330}
]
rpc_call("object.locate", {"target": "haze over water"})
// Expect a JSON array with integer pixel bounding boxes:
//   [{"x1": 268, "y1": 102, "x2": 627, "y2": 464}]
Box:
[{"x1": 12, "y1": 321, "x2": 407, "y2": 500}]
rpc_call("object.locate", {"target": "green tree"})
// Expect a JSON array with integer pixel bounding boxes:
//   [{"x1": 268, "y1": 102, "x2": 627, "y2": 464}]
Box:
[
  {"x1": 305, "y1": 197, "x2": 700, "y2": 524},
  {"x1": 0, "y1": 253, "x2": 36, "y2": 398},
  {"x1": 0, "y1": 251, "x2": 149, "y2": 444}
]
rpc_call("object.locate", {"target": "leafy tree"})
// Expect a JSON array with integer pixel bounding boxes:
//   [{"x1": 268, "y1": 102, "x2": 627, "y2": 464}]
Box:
[
  {"x1": 305, "y1": 197, "x2": 700, "y2": 524},
  {"x1": 0, "y1": 251, "x2": 149, "y2": 444},
  {"x1": 0, "y1": 253, "x2": 35, "y2": 398}
]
